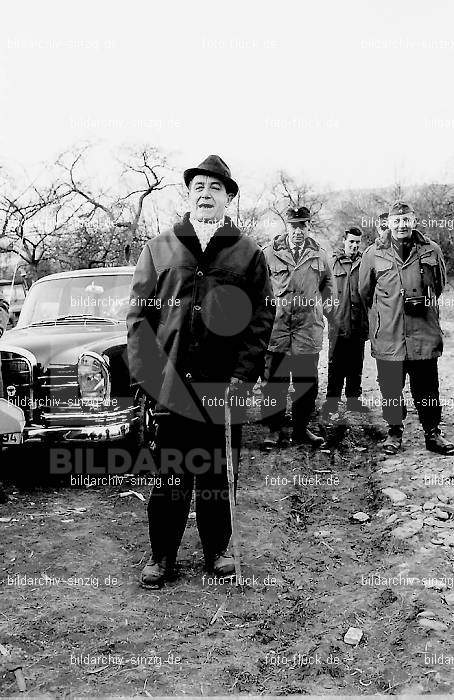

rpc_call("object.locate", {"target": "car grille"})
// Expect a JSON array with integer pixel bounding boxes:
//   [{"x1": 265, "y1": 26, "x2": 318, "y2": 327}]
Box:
[
  {"x1": 0, "y1": 350, "x2": 33, "y2": 423},
  {"x1": 37, "y1": 366, "x2": 79, "y2": 413}
]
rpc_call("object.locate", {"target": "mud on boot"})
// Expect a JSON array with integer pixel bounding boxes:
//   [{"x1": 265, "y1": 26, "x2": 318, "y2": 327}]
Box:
[
  {"x1": 139, "y1": 555, "x2": 174, "y2": 589},
  {"x1": 382, "y1": 427, "x2": 403, "y2": 455},
  {"x1": 425, "y1": 428, "x2": 454, "y2": 456}
]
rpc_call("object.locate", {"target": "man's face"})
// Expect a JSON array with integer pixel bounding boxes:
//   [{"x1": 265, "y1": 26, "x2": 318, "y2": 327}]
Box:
[
  {"x1": 344, "y1": 233, "x2": 361, "y2": 258},
  {"x1": 377, "y1": 218, "x2": 388, "y2": 234},
  {"x1": 388, "y1": 212, "x2": 415, "y2": 239},
  {"x1": 188, "y1": 175, "x2": 233, "y2": 222},
  {"x1": 288, "y1": 220, "x2": 309, "y2": 246}
]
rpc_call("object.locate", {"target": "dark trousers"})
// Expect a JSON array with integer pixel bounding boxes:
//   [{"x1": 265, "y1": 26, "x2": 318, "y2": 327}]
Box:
[
  {"x1": 376, "y1": 358, "x2": 441, "y2": 432},
  {"x1": 327, "y1": 336, "x2": 365, "y2": 401},
  {"x1": 148, "y1": 415, "x2": 241, "y2": 564},
  {"x1": 262, "y1": 352, "x2": 319, "y2": 433}
]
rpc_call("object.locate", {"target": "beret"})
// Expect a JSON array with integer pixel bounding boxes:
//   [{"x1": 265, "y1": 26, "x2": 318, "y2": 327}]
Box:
[
  {"x1": 286, "y1": 206, "x2": 311, "y2": 222},
  {"x1": 388, "y1": 201, "x2": 414, "y2": 216}
]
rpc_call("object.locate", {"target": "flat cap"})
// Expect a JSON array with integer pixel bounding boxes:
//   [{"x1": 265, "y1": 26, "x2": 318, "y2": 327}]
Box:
[
  {"x1": 388, "y1": 201, "x2": 414, "y2": 216},
  {"x1": 286, "y1": 206, "x2": 311, "y2": 223}
]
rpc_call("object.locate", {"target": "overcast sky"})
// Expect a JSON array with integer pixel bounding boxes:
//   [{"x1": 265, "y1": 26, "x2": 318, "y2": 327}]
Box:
[{"x1": 1, "y1": 0, "x2": 454, "y2": 192}]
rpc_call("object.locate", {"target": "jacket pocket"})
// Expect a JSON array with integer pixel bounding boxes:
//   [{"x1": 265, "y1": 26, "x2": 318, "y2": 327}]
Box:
[
  {"x1": 374, "y1": 310, "x2": 381, "y2": 339},
  {"x1": 375, "y1": 259, "x2": 393, "y2": 279}
]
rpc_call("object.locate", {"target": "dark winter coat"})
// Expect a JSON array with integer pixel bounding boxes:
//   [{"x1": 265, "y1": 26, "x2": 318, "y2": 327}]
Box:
[
  {"x1": 359, "y1": 230, "x2": 446, "y2": 361},
  {"x1": 329, "y1": 248, "x2": 369, "y2": 342},
  {"x1": 126, "y1": 213, "x2": 275, "y2": 421}
]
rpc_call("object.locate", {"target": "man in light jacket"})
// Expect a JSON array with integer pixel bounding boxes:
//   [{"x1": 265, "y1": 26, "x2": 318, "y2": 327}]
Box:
[
  {"x1": 359, "y1": 200, "x2": 454, "y2": 455},
  {"x1": 261, "y1": 207, "x2": 334, "y2": 448}
]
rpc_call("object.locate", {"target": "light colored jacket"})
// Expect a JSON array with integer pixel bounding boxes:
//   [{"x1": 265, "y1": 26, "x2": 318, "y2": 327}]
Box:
[
  {"x1": 359, "y1": 230, "x2": 446, "y2": 361},
  {"x1": 263, "y1": 233, "x2": 334, "y2": 355}
]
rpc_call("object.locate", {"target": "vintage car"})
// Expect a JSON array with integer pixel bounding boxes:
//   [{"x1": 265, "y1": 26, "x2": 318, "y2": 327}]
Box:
[{"x1": 0, "y1": 266, "x2": 147, "y2": 447}]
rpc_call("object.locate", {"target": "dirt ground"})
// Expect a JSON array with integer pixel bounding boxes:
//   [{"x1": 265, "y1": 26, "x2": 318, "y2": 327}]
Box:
[{"x1": 1, "y1": 292, "x2": 454, "y2": 697}]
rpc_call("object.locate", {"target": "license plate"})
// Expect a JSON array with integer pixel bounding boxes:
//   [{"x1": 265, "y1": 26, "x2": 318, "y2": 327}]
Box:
[{"x1": 1, "y1": 432, "x2": 23, "y2": 445}]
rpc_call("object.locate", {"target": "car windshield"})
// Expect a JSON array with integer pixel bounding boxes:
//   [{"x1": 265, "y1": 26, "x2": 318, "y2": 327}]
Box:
[{"x1": 17, "y1": 274, "x2": 133, "y2": 327}]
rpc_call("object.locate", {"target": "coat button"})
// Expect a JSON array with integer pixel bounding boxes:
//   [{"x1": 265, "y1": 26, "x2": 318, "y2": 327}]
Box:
[
  {"x1": 185, "y1": 372, "x2": 192, "y2": 381},
  {"x1": 197, "y1": 270, "x2": 204, "y2": 277},
  {"x1": 194, "y1": 305, "x2": 201, "y2": 311}
]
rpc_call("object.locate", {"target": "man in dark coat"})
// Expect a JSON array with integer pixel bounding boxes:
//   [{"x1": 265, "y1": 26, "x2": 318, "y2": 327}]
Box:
[
  {"x1": 261, "y1": 207, "x2": 334, "y2": 448},
  {"x1": 127, "y1": 155, "x2": 275, "y2": 587},
  {"x1": 322, "y1": 227, "x2": 369, "y2": 417},
  {"x1": 359, "y1": 200, "x2": 454, "y2": 456}
]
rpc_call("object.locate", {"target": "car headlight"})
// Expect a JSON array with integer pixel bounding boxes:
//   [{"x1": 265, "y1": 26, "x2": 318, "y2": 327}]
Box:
[{"x1": 77, "y1": 352, "x2": 111, "y2": 407}]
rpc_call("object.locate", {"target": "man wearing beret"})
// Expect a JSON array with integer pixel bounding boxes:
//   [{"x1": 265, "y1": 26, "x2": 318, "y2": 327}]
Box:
[
  {"x1": 261, "y1": 206, "x2": 334, "y2": 448},
  {"x1": 127, "y1": 155, "x2": 275, "y2": 588},
  {"x1": 359, "y1": 200, "x2": 454, "y2": 455},
  {"x1": 322, "y1": 226, "x2": 369, "y2": 418}
]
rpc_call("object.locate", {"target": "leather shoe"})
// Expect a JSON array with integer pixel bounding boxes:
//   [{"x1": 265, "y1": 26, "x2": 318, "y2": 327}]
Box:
[
  {"x1": 292, "y1": 427, "x2": 326, "y2": 448},
  {"x1": 383, "y1": 429, "x2": 403, "y2": 455},
  {"x1": 263, "y1": 430, "x2": 279, "y2": 449},
  {"x1": 208, "y1": 551, "x2": 235, "y2": 576},
  {"x1": 139, "y1": 555, "x2": 172, "y2": 589},
  {"x1": 425, "y1": 429, "x2": 454, "y2": 455},
  {"x1": 278, "y1": 427, "x2": 291, "y2": 445}
]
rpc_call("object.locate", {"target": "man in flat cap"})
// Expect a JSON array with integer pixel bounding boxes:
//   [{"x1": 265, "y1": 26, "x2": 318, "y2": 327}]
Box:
[
  {"x1": 359, "y1": 200, "x2": 454, "y2": 455},
  {"x1": 127, "y1": 155, "x2": 274, "y2": 588},
  {"x1": 261, "y1": 206, "x2": 334, "y2": 448},
  {"x1": 322, "y1": 226, "x2": 369, "y2": 418}
]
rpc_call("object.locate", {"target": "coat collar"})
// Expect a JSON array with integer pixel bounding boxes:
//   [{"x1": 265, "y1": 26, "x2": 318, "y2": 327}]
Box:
[
  {"x1": 333, "y1": 248, "x2": 362, "y2": 272},
  {"x1": 375, "y1": 229, "x2": 432, "y2": 265},
  {"x1": 273, "y1": 232, "x2": 320, "y2": 253},
  {"x1": 333, "y1": 247, "x2": 362, "y2": 262},
  {"x1": 375, "y1": 228, "x2": 428, "y2": 251},
  {"x1": 173, "y1": 212, "x2": 242, "y2": 260},
  {"x1": 272, "y1": 232, "x2": 320, "y2": 265}
]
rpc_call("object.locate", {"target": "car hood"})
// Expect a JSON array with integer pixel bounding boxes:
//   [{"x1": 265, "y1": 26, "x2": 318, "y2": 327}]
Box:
[{"x1": 0, "y1": 323, "x2": 127, "y2": 368}]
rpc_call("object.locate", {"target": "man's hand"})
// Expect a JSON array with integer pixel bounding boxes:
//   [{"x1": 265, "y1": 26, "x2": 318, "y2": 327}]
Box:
[
  {"x1": 228, "y1": 377, "x2": 244, "y2": 394},
  {"x1": 227, "y1": 377, "x2": 250, "y2": 403}
]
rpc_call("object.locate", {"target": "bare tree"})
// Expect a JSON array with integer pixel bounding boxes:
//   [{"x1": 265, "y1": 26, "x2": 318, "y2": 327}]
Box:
[
  {"x1": 267, "y1": 171, "x2": 329, "y2": 245},
  {"x1": 53, "y1": 143, "x2": 175, "y2": 266},
  {"x1": 0, "y1": 142, "x2": 176, "y2": 277}
]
